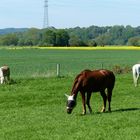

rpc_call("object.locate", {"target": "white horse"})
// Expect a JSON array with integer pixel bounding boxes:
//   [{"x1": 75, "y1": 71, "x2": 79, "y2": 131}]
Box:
[
  {"x1": 132, "y1": 64, "x2": 140, "y2": 87},
  {"x1": 0, "y1": 65, "x2": 10, "y2": 84}
]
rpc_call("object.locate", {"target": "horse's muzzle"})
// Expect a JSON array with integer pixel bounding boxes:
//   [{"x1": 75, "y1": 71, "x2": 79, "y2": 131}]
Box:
[{"x1": 67, "y1": 107, "x2": 72, "y2": 114}]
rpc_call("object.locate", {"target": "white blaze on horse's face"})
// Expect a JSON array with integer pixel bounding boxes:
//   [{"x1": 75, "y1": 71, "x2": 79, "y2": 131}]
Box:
[
  {"x1": 67, "y1": 95, "x2": 74, "y2": 101},
  {"x1": 65, "y1": 94, "x2": 76, "y2": 114}
]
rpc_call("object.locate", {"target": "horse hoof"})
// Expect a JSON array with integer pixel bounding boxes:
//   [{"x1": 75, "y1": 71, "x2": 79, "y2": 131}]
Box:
[
  {"x1": 81, "y1": 112, "x2": 86, "y2": 115},
  {"x1": 101, "y1": 108, "x2": 106, "y2": 113}
]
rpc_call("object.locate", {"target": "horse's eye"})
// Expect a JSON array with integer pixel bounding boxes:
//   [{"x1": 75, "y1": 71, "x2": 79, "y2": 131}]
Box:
[{"x1": 67, "y1": 100, "x2": 76, "y2": 108}]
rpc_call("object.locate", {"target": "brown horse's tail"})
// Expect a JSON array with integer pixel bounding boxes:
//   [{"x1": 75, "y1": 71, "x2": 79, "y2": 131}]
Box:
[{"x1": 107, "y1": 72, "x2": 115, "y2": 102}]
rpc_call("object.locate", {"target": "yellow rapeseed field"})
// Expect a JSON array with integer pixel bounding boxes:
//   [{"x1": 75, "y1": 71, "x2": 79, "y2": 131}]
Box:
[
  {"x1": 2, "y1": 46, "x2": 140, "y2": 50},
  {"x1": 39, "y1": 46, "x2": 140, "y2": 50}
]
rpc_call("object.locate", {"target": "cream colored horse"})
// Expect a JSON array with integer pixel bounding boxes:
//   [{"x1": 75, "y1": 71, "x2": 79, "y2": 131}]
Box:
[
  {"x1": 0, "y1": 65, "x2": 10, "y2": 84},
  {"x1": 132, "y1": 64, "x2": 140, "y2": 87}
]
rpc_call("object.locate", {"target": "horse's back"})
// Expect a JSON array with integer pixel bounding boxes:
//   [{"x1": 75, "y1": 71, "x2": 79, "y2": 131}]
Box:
[
  {"x1": 76, "y1": 69, "x2": 115, "y2": 92},
  {"x1": 80, "y1": 69, "x2": 115, "y2": 81},
  {"x1": 89, "y1": 69, "x2": 115, "y2": 87},
  {"x1": 132, "y1": 64, "x2": 140, "y2": 72}
]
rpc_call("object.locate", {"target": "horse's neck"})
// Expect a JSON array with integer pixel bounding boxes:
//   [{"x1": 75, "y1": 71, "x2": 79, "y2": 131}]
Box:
[{"x1": 71, "y1": 79, "x2": 80, "y2": 100}]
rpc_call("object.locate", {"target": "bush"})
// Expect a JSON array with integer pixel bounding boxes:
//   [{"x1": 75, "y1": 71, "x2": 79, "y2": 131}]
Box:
[{"x1": 112, "y1": 65, "x2": 131, "y2": 74}]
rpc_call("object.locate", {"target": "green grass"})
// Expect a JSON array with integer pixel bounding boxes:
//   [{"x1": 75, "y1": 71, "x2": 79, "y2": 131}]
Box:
[
  {"x1": 0, "y1": 48, "x2": 140, "y2": 78},
  {"x1": 0, "y1": 48, "x2": 140, "y2": 139},
  {"x1": 0, "y1": 74, "x2": 139, "y2": 140}
]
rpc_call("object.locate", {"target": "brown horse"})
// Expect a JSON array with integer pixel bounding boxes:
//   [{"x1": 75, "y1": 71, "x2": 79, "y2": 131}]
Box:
[{"x1": 65, "y1": 69, "x2": 115, "y2": 115}]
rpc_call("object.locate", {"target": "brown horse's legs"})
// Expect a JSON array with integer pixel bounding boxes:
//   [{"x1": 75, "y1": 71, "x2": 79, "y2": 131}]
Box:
[
  {"x1": 86, "y1": 92, "x2": 92, "y2": 113},
  {"x1": 80, "y1": 92, "x2": 86, "y2": 115},
  {"x1": 107, "y1": 88, "x2": 112, "y2": 112},
  {"x1": 100, "y1": 91, "x2": 107, "y2": 112}
]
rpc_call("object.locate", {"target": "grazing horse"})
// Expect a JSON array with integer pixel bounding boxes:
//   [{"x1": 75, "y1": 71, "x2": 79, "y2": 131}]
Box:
[
  {"x1": 65, "y1": 69, "x2": 115, "y2": 115},
  {"x1": 0, "y1": 65, "x2": 10, "y2": 84},
  {"x1": 132, "y1": 64, "x2": 140, "y2": 87}
]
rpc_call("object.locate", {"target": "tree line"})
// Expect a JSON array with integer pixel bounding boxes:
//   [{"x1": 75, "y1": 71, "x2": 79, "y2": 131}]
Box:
[{"x1": 0, "y1": 25, "x2": 140, "y2": 47}]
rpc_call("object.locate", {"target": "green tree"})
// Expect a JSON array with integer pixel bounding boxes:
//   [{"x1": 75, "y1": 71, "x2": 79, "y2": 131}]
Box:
[
  {"x1": 69, "y1": 35, "x2": 86, "y2": 46},
  {"x1": 69, "y1": 35, "x2": 80, "y2": 46},
  {"x1": 95, "y1": 34, "x2": 112, "y2": 46},
  {"x1": 55, "y1": 30, "x2": 69, "y2": 46},
  {"x1": 41, "y1": 29, "x2": 56, "y2": 46},
  {"x1": 127, "y1": 37, "x2": 140, "y2": 46},
  {"x1": 0, "y1": 34, "x2": 18, "y2": 46},
  {"x1": 87, "y1": 39, "x2": 97, "y2": 47},
  {"x1": 18, "y1": 28, "x2": 40, "y2": 46}
]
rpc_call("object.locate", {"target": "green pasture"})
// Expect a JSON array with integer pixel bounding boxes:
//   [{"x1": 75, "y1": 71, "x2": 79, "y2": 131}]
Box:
[
  {"x1": 0, "y1": 48, "x2": 140, "y2": 140},
  {"x1": 0, "y1": 48, "x2": 140, "y2": 78}
]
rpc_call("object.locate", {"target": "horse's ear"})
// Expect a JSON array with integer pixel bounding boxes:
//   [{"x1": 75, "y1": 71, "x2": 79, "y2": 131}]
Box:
[{"x1": 65, "y1": 94, "x2": 69, "y2": 98}]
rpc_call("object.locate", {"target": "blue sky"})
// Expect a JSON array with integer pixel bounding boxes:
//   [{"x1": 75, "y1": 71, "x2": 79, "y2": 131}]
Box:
[{"x1": 0, "y1": 0, "x2": 140, "y2": 29}]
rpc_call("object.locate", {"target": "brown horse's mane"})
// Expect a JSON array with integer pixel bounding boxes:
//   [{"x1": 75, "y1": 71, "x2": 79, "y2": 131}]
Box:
[{"x1": 71, "y1": 69, "x2": 91, "y2": 95}]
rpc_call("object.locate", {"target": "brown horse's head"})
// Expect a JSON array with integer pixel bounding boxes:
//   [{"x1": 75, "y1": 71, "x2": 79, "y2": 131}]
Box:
[{"x1": 65, "y1": 94, "x2": 76, "y2": 114}]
